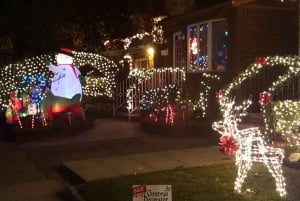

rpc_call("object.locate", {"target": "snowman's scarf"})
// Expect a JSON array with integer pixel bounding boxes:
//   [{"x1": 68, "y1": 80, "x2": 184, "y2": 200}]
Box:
[{"x1": 70, "y1": 64, "x2": 78, "y2": 78}]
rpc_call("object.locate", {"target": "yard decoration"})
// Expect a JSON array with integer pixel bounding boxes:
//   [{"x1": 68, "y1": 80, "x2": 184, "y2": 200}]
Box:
[
  {"x1": 5, "y1": 91, "x2": 23, "y2": 128},
  {"x1": 218, "y1": 135, "x2": 238, "y2": 156},
  {"x1": 41, "y1": 48, "x2": 83, "y2": 120},
  {"x1": 5, "y1": 73, "x2": 51, "y2": 127},
  {"x1": 0, "y1": 51, "x2": 118, "y2": 113},
  {"x1": 139, "y1": 84, "x2": 181, "y2": 125},
  {"x1": 212, "y1": 94, "x2": 286, "y2": 197}
]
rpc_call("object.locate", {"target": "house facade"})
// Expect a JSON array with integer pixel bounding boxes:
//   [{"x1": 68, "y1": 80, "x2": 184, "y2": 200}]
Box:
[{"x1": 156, "y1": 0, "x2": 298, "y2": 101}]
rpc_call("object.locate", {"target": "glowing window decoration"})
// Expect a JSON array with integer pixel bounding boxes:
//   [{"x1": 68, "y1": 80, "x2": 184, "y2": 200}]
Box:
[
  {"x1": 187, "y1": 19, "x2": 228, "y2": 72},
  {"x1": 212, "y1": 94, "x2": 286, "y2": 197},
  {"x1": 190, "y1": 38, "x2": 198, "y2": 55}
]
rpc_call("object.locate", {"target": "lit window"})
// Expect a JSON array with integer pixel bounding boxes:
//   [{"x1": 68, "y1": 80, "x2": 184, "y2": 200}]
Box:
[
  {"x1": 187, "y1": 19, "x2": 228, "y2": 72},
  {"x1": 134, "y1": 58, "x2": 149, "y2": 69}
]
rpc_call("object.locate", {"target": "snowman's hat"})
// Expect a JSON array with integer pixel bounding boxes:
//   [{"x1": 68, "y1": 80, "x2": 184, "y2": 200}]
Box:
[{"x1": 59, "y1": 47, "x2": 74, "y2": 56}]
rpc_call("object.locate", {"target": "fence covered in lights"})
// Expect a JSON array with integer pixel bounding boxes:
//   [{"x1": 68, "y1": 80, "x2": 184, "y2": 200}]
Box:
[{"x1": 0, "y1": 51, "x2": 118, "y2": 112}]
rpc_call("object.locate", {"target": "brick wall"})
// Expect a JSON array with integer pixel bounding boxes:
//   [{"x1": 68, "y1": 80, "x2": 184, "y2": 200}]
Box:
[{"x1": 228, "y1": 6, "x2": 297, "y2": 77}]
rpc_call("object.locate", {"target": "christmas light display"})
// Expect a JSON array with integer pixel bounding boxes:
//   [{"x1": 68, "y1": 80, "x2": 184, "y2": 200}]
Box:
[
  {"x1": 151, "y1": 16, "x2": 166, "y2": 44},
  {"x1": 125, "y1": 67, "x2": 220, "y2": 123},
  {"x1": 164, "y1": 104, "x2": 175, "y2": 124},
  {"x1": 139, "y1": 84, "x2": 181, "y2": 124},
  {"x1": 190, "y1": 73, "x2": 220, "y2": 117},
  {"x1": 104, "y1": 32, "x2": 151, "y2": 50},
  {"x1": 223, "y1": 56, "x2": 298, "y2": 97},
  {"x1": 270, "y1": 100, "x2": 300, "y2": 146},
  {"x1": 104, "y1": 16, "x2": 166, "y2": 51},
  {"x1": 223, "y1": 55, "x2": 300, "y2": 144},
  {"x1": 0, "y1": 51, "x2": 118, "y2": 112},
  {"x1": 125, "y1": 67, "x2": 185, "y2": 112},
  {"x1": 212, "y1": 95, "x2": 286, "y2": 197}
]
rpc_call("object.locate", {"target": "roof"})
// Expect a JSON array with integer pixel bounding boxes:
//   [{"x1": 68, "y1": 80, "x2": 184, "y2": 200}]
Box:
[
  {"x1": 160, "y1": 1, "x2": 232, "y2": 30},
  {"x1": 160, "y1": 0, "x2": 297, "y2": 31}
]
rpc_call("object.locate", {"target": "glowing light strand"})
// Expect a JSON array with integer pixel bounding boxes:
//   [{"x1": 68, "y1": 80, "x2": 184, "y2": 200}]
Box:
[
  {"x1": 212, "y1": 95, "x2": 286, "y2": 197},
  {"x1": 0, "y1": 52, "x2": 119, "y2": 111}
]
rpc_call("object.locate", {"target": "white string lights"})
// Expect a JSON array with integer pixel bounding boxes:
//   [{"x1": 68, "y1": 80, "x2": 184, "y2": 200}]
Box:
[
  {"x1": 0, "y1": 51, "x2": 119, "y2": 111},
  {"x1": 212, "y1": 94, "x2": 286, "y2": 197},
  {"x1": 223, "y1": 55, "x2": 300, "y2": 145}
]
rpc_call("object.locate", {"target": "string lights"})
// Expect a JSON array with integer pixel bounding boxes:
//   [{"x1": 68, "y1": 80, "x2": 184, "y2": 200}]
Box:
[
  {"x1": 0, "y1": 51, "x2": 119, "y2": 112},
  {"x1": 212, "y1": 94, "x2": 286, "y2": 197},
  {"x1": 139, "y1": 84, "x2": 181, "y2": 125},
  {"x1": 223, "y1": 55, "x2": 300, "y2": 145},
  {"x1": 223, "y1": 56, "x2": 299, "y2": 97},
  {"x1": 190, "y1": 73, "x2": 220, "y2": 117}
]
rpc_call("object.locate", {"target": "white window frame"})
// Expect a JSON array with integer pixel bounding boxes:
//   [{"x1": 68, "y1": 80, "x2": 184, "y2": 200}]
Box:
[{"x1": 186, "y1": 18, "x2": 227, "y2": 73}]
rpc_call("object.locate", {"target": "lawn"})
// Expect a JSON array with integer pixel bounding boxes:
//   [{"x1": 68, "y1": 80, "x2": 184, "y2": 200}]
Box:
[{"x1": 75, "y1": 163, "x2": 300, "y2": 201}]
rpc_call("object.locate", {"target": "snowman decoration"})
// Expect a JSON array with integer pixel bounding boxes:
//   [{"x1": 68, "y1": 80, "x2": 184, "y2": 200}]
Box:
[
  {"x1": 48, "y1": 48, "x2": 82, "y2": 100},
  {"x1": 41, "y1": 48, "x2": 83, "y2": 120}
]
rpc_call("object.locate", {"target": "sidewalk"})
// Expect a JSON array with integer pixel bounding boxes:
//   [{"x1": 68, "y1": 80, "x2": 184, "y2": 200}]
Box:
[
  {"x1": 0, "y1": 141, "x2": 65, "y2": 201},
  {"x1": 62, "y1": 146, "x2": 232, "y2": 183}
]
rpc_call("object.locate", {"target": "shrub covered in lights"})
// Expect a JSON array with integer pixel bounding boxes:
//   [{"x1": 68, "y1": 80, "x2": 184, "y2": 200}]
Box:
[
  {"x1": 270, "y1": 100, "x2": 300, "y2": 146},
  {"x1": 0, "y1": 51, "x2": 119, "y2": 112},
  {"x1": 139, "y1": 84, "x2": 181, "y2": 124}
]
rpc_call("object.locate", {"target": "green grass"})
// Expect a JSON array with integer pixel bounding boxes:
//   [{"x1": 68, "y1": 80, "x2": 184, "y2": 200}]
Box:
[{"x1": 76, "y1": 163, "x2": 294, "y2": 201}]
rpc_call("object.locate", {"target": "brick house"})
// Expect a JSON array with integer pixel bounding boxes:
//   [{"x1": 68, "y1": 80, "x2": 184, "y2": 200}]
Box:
[{"x1": 155, "y1": 0, "x2": 298, "y2": 104}]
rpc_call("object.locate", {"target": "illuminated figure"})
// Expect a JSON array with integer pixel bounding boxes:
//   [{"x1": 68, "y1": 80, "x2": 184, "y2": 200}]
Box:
[
  {"x1": 212, "y1": 94, "x2": 286, "y2": 197},
  {"x1": 41, "y1": 48, "x2": 83, "y2": 120},
  {"x1": 5, "y1": 91, "x2": 23, "y2": 127}
]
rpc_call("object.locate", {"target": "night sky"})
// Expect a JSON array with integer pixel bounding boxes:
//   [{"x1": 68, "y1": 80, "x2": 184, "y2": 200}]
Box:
[{"x1": 0, "y1": 0, "x2": 228, "y2": 61}]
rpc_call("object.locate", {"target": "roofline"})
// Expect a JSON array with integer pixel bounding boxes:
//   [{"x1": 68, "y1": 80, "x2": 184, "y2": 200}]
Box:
[{"x1": 160, "y1": 1, "x2": 232, "y2": 26}]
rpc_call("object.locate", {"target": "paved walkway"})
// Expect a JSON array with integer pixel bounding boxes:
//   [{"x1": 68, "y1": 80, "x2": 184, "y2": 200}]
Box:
[
  {"x1": 0, "y1": 141, "x2": 65, "y2": 201},
  {"x1": 63, "y1": 146, "x2": 232, "y2": 182}
]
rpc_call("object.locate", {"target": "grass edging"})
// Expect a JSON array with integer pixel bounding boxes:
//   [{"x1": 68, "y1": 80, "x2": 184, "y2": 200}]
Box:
[{"x1": 74, "y1": 163, "x2": 293, "y2": 201}]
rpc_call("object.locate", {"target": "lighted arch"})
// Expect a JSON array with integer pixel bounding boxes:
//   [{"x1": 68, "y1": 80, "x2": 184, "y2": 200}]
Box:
[{"x1": 224, "y1": 55, "x2": 299, "y2": 96}]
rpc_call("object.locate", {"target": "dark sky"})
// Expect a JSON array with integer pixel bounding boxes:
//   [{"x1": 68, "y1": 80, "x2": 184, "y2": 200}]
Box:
[{"x1": 0, "y1": 0, "x2": 228, "y2": 60}]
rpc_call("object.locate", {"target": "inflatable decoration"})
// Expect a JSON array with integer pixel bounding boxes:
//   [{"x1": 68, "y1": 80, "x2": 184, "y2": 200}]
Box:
[
  {"x1": 5, "y1": 48, "x2": 84, "y2": 127},
  {"x1": 41, "y1": 48, "x2": 83, "y2": 121}
]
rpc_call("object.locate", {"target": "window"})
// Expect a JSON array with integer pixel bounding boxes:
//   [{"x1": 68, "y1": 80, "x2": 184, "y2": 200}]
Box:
[
  {"x1": 187, "y1": 19, "x2": 228, "y2": 72},
  {"x1": 134, "y1": 58, "x2": 149, "y2": 69},
  {"x1": 173, "y1": 31, "x2": 187, "y2": 68}
]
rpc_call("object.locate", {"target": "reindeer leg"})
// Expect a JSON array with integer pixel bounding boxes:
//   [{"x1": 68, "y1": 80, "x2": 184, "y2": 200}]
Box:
[
  {"x1": 265, "y1": 161, "x2": 286, "y2": 197},
  {"x1": 234, "y1": 160, "x2": 252, "y2": 193}
]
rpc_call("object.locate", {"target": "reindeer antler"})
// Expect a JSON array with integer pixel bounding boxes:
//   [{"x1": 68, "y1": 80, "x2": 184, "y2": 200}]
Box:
[{"x1": 217, "y1": 92, "x2": 252, "y2": 122}]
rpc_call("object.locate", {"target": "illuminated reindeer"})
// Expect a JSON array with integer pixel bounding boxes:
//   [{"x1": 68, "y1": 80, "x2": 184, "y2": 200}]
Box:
[{"x1": 212, "y1": 94, "x2": 286, "y2": 197}]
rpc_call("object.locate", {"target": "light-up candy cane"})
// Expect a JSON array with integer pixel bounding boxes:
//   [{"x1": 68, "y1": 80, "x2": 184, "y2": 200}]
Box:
[
  {"x1": 7, "y1": 92, "x2": 23, "y2": 128},
  {"x1": 212, "y1": 93, "x2": 286, "y2": 197}
]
